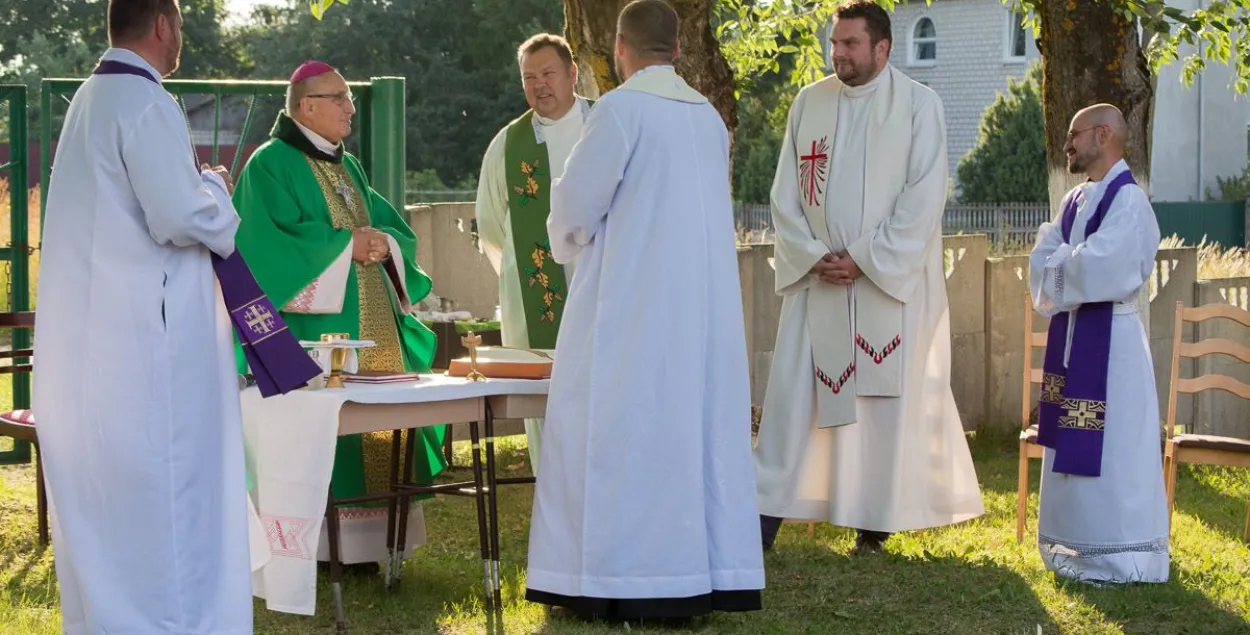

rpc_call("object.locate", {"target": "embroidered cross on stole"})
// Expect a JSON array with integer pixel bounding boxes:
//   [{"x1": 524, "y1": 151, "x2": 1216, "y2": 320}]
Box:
[
  {"x1": 794, "y1": 68, "x2": 913, "y2": 428},
  {"x1": 1036, "y1": 169, "x2": 1138, "y2": 477}
]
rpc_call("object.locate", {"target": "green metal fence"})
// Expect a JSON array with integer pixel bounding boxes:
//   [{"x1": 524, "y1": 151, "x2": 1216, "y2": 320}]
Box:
[
  {"x1": 39, "y1": 75, "x2": 408, "y2": 222},
  {"x1": 0, "y1": 76, "x2": 407, "y2": 465},
  {"x1": 1155, "y1": 200, "x2": 1247, "y2": 248},
  {"x1": 0, "y1": 84, "x2": 31, "y2": 465}
]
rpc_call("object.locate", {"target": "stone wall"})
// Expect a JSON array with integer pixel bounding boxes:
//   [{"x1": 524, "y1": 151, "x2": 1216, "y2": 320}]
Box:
[{"x1": 409, "y1": 203, "x2": 1249, "y2": 437}]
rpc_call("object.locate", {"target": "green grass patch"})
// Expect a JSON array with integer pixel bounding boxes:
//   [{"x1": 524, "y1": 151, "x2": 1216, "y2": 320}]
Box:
[{"x1": 2, "y1": 430, "x2": 1248, "y2": 634}]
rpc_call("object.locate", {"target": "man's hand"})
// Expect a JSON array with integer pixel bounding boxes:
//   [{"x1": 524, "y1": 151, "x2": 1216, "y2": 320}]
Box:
[
  {"x1": 811, "y1": 253, "x2": 839, "y2": 281},
  {"x1": 351, "y1": 227, "x2": 390, "y2": 264},
  {"x1": 821, "y1": 250, "x2": 861, "y2": 285},
  {"x1": 202, "y1": 163, "x2": 234, "y2": 194}
]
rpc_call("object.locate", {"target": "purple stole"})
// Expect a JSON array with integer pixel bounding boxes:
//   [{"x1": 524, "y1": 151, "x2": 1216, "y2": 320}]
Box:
[
  {"x1": 1036, "y1": 169, "x2": 1137, "y2": 477},
  {"x1": 92, "y1": 59, "x2": 321, "y2": 397}
]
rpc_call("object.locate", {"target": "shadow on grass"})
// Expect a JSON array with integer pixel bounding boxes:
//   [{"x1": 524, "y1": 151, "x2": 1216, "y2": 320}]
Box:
[{"x1": 1058, "y1": 567, "x2": 1249, "y2": 635}]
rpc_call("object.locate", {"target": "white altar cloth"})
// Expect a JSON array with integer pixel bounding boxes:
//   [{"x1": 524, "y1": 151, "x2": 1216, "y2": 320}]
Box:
[{"x1": 241, "y1": 375, "x2": 550, "y2": 615}]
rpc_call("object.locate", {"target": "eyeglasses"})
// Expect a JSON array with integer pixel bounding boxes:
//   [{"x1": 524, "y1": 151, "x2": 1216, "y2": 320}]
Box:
[
  {"x1": 1066, "y1": 125, "x2": 1104, "y2": 141},
  {"x1": 306, "y1": 92, "x2": 356, "y2": 106}
]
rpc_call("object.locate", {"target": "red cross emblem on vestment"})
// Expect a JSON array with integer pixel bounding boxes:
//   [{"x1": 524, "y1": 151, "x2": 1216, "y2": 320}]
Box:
[{"x1": 799, "y1": 136, "x2": 829, "y2": 207}]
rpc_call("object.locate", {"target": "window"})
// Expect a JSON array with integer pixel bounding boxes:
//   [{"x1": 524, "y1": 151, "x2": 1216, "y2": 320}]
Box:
[
  {"x1": 911, "y1": 17, "x2": 936, "y2": 65},
  {"x1": 1006, "y1": 9, "x2": 1028, "y2": 60}
]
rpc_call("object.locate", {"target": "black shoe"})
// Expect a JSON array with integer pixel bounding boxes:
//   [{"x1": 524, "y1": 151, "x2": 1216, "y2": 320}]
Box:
[
  {"x1": 760, "y1": 515, "x2": 783, "y2": 551},
  {"x1": 851, "y1": 529, "x2": 890, "y2": 555}
]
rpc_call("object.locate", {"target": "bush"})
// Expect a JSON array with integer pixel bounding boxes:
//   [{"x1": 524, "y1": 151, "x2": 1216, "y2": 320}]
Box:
[{"x1": 956, "y1": 62, "x2": 1047, "y2": 203}]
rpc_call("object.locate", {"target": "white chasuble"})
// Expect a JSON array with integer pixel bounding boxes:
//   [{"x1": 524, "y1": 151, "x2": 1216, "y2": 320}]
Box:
[{"x1": 754, "y1": 65, "x2": 984, "y2": 532}]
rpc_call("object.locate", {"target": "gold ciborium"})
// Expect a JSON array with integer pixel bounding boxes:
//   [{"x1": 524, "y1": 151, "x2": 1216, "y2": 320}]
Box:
[
  {"x1": 462, "y1": 331, "x2": 487, "y2": 382},
  {"x1": 322, "y1": 332, "x2": 351, "y2": 389}
]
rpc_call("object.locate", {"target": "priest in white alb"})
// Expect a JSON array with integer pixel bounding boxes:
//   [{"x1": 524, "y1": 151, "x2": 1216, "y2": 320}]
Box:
[
  {"x1": 32, "y1": 1, "x2": 260, "y2": 632},
  {"x1": 1028, "y1": 103, "x2": 1169, "y2": 583},
  {"x1": 474, "y1": 33, "x2": 591, "y2": 474},
  {"x1": 525, "y1": 0, "x2": 765, "y2": 622},
  {"x1": 753, "y1": 1, "x2": 983, "y2": 555}
]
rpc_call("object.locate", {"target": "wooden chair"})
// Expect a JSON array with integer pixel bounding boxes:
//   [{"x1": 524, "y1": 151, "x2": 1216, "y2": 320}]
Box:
[
  {"x1": 1016, "y1": 292, "x2": 1047, "y2": 543},
  {"x1": 0, "y1": 311, "x2": 44, "y2": 545},
  {"x1": 1163, "y1": 301, "x2": 1250, "y2": 541}
]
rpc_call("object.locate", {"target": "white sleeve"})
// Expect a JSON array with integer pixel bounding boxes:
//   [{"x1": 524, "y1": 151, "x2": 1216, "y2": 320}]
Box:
[
  {"x1": 548, "y1": 100, "x2": 629, "y2": 264},
  {"x1": 122, "y1": 99, "x2": 239, "y2": 257},
  {"x1": 474, "y1": 128, "x2": 510, "y2": 274},
  {"x1": 1030, "y1": 187, "x2": 1159, "y2": 315}
]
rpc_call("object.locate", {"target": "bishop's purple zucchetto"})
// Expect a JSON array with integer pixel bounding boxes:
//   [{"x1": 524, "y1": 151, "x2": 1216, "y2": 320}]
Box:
[{"x1": 289, "y1": 60, "x2": 336, "y2": 84}]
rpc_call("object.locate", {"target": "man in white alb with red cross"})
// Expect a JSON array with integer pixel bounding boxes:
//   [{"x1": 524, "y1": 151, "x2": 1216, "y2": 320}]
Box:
[{"x1": 752, "y1": 1, "x2": 983, "y2": 554}]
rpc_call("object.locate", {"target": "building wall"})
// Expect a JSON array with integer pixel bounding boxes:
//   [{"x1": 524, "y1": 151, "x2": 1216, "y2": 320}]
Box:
[
  {"x1": 1150, "y1": 0, "x2": 1250, "y2": 201},
  {"x1": 821, "y1": 0, "x2": 1248, "y2": 202},
  {"x1": 839, "y1": 0, "x2": 1042, "y2": 186}
]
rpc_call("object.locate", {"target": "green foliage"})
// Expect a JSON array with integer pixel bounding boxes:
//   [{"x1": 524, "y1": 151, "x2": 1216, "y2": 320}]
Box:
[
  {"x1": 955, "y1": 63, "x2": 1047, "y2": 203},
  {"x1": 258, "y1": 0, "x2": 562, "y2": 185},
  {"x1": 0, "y1": 0, "x2": 250, "y2": 133},
  {"x1": 709, "y1": 0, "x2": 1250, "y2": 98},
  {"x1": 1207, "y1": 163, "x2": 1250, "y2": 201}
]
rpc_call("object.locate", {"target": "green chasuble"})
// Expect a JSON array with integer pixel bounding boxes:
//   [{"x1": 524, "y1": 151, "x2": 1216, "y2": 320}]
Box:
[
  {"x1": 503, "y1": 108, "x2": 581, "y2": 349},
  {"x1": 232, "y1": 112, "x2": 446, "y2": 504}
]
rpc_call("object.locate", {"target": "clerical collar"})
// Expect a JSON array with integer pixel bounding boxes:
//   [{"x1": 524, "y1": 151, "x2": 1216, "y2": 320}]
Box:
[
  {"x1": 532, "y1": 96, "x2": 591, "y2": 144},
  {"x1": 842, "y1": 65, "x2": 889, "y2": 98},
  {"x1": 270, "y1": 111, "x2": 344, "y2": 163},
  {"x1": 99, "y1": 48, "x2": 162, "y2": 83},
  {"x1": 534, "y1": 97, "x2": 586, "y2": 127}
]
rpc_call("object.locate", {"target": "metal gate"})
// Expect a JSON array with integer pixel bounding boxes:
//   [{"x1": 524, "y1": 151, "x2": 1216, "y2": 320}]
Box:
[{"x1": 0, "y1": 84, "x2": 31, "y2": 465}]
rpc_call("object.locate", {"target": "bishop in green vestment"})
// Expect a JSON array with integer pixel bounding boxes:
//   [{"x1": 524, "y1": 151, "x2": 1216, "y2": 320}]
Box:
[{"x1": 232, "y1": 61, "x2": 444, "y2": 565}]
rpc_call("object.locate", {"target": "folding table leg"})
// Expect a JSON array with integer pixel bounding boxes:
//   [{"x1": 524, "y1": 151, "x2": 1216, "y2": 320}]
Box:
[
  {"x1": 484, "y1": 402, "x2": 503, "y2": 608},
  {"x1": 467, "y1": 420, "x2": 494, "y2": 608},
  {"x1": 325, "y1": 487, "x2": 347, "y2": 633},
  {"x1": 392, "y1": 428, "x2": 417, "y2": 588},
  {"x1": 384, "y1": 429, "x2": 403, "y2": 587}
]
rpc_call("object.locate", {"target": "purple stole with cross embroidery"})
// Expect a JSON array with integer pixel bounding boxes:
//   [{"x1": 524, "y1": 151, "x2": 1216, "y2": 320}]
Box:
[
  {"x1": 1036, "y1": 169, "x2": 1137, "y2": 477},
  {"x1": 92, "y1": 59, "x2": 321, "y2": 397}
]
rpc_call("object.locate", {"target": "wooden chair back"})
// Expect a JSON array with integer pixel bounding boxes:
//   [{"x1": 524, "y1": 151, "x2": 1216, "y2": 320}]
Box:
[
  {"x1": 1021, "y1": 292, "x2": 1048, "y2": 430},
  {"x1": 1165, "y1": 301, "x2": 1250, "y2": 442},
  {"x1": 0, "y1": 311, "x2": 34, "y2": 375}
]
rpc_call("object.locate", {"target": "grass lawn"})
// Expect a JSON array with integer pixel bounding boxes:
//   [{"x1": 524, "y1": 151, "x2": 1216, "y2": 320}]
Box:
[{"x1": 2, "y1": 427, "x2": 1248, "y2": 635}]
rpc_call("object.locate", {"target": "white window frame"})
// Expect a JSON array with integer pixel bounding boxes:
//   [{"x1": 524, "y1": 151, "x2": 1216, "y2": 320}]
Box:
[
  {"x1": 909, "y1": 16, "x2": 937, "y2": 67},
  {"x1": 1004, "y1": 7, "x2": 1029, "y2": 63}
]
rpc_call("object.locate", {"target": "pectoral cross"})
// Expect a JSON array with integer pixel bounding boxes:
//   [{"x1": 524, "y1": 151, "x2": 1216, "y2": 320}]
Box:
[{"x1": 334, "y1": 174, "x2": 355, "y2": 211}]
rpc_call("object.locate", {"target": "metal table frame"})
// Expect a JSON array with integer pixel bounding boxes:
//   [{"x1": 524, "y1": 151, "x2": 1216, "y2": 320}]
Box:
[{"x1": 321, "y1": 391, "x2": 546, "y2": 632}]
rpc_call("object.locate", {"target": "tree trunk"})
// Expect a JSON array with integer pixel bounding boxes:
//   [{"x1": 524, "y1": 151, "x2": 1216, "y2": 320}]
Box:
[
  {"x1": 1037, "y1": 0, "x2": 1155, "y2": 337},
  {"x1": 1037, "y1": 0, "x2": 1154, "y2": 206},
  {"x1": 562, "y1": 0, "x2": 738, "y2": 135}
]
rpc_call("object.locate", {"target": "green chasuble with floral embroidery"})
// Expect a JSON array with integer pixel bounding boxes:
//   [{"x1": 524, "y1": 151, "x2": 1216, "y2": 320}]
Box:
[
  {"x1": 503, "y1": 110, "x2": 572, "y2": 349},
  {"x1": 231, "y1": 112, "x2": 446, "y2": 505}
]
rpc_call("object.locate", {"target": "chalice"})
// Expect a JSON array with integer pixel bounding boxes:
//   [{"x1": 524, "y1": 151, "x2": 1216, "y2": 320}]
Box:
[
  {"x1": 462, "y1": 331, "x2": 487, "y2": 382},
  {"x1": 322, "y1": 332, "x2": 351, "y2": 389}
]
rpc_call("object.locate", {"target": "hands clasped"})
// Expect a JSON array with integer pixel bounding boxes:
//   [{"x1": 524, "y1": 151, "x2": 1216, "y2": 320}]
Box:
[
  {"x1": 813, "y1": 251, "x2": 861, "y2": 285},
  {"x1": 201, "y1": 163, "x2": 234, "y2": 194},
  {"x1": 352, "y1": 227, "x2": 391, "y2": 264}
]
